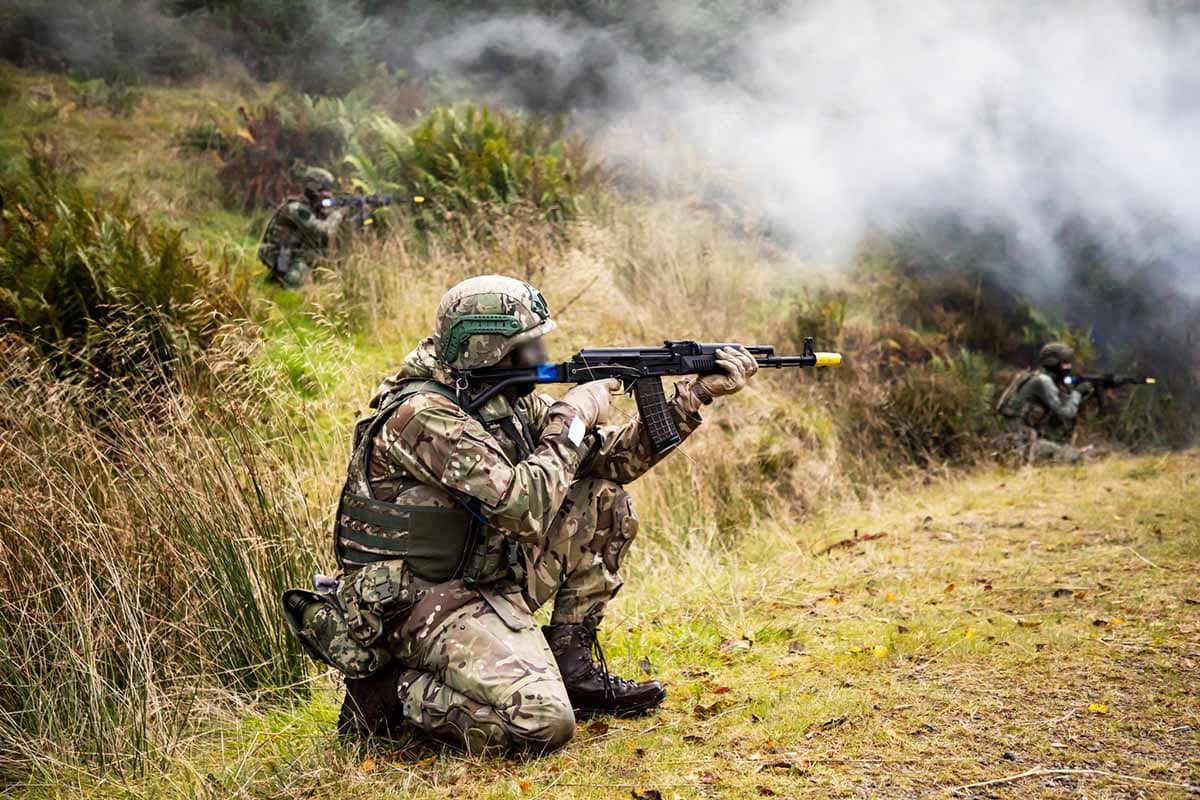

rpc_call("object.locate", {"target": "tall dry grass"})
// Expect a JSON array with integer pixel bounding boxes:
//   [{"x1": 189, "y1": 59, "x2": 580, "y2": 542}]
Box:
[{"x1": 0, "y1": 345, "x2": 321, "y2": 781}]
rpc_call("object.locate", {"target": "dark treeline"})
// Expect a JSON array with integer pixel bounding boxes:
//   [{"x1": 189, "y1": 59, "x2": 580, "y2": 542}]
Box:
[{"x1": 0, "y1": 0, "x2": 777, "y2": 95}]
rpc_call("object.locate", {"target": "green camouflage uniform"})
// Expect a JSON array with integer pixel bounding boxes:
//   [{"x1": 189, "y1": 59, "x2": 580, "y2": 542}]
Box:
[
  {"x1": 258, "y1": 168, "x2": 345, "y2": 288},
  {"x1": 347, "y1": 340, "x2": 703, "y2": 753},
  {"x1": 289, "y1": 276, "x2": 710, "y2": 755},
  {"x1": 995, "y1": 368, "x2": 1086, "y2": 465}
]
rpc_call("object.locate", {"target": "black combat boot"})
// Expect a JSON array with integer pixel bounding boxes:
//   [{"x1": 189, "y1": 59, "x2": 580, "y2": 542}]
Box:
[
  {"x1": 543, "y1": 619, "x2": 666, "y2": 718},
  {"x1": 336, "y1": 663, "x2": 409, "y2": 740}
]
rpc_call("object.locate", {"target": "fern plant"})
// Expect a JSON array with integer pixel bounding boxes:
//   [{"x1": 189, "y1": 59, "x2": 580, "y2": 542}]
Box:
[
  {"x1": 347, "y1": 104, "x2": 605, "y2": 232},
  {"x1": 0, "y1": 149, "x2": 242, "y2": 390}
]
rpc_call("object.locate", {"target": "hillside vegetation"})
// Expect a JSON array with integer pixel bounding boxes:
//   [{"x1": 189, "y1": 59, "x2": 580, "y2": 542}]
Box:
[{"x1": 0, "y1": 40, "x2": 1197, "y2": 800}]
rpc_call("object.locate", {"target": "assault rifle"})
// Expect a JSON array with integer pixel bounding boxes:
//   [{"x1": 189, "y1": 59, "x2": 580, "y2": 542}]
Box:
[
  {"x1": 1063, "y1": 372, "x2": 1156, "y2": 411},
  {"x1": 464, "y1": 338, "x2": 842, "y2": 456},
  {"x1": 321, "y1": 193, "x2": 425, "y2": 228}
]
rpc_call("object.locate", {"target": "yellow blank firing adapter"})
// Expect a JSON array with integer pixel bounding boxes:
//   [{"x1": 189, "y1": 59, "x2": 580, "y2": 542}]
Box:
[
  {"x1": 799, "y1": 338, "x2": 842, "y2": 368},
  {"x1": 1145, "y1": 377, "x2": 1156, "y2": 384},
  {"x1": 815, "y1": 352, "x2": 842, "y2": 367},
  {"x1": 413, "y1": 196, "x2": 425, "y2": 204}
]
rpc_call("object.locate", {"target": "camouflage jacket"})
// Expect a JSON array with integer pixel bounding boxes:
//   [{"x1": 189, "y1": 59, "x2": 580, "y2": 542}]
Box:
[
  {"x1": 257, "y1": 197, "x2": 345, "y2": 268},
  {"x1": 350, "y1": 339, "x2": 705, "y2": 562},
  {"x1": 997, "y1": 368, "x2": 1084, "y2": 443}
]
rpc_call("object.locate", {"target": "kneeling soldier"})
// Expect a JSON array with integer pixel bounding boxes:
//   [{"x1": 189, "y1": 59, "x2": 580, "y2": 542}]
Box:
[
  {"x1": 995, "y1": 341, "x2": 1093, "y2": 464},
  {"x1": 258, "y1": 167, "x2": 346, "y2": 288},
  {"x1": 284, "y1": 275, "x2": 758, "y2": 755}
]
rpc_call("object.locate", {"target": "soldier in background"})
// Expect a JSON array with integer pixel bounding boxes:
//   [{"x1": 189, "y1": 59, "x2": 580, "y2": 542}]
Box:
[
  {"x1": 283, "y1": 275, "x2": 759, "y2": 755},
  {"x1": 995, "y1": 341, "x2": 1094, "y2": 464},
  {"x1": 257, "y1": 166, "x2": 346, "y2": 288}
]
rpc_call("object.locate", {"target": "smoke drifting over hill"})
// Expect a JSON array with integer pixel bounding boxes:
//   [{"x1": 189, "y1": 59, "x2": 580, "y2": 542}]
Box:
[{"x1": 416, "y1": 1, "x2": 1200, "y2": 305}]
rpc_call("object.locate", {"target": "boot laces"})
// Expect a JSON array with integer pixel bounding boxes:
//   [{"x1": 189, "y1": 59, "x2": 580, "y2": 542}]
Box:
[{"x1": 580, "y1": 617, "x2": 617, "y2": 699}]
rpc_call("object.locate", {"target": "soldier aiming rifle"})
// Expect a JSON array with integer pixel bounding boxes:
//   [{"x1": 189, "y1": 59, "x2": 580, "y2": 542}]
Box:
[
  {"x1": 258, "y1": 167, "x2": 423, "y2": 287},
  {"x1": 282, "y1": 275, "x2": 841, "y2": 755},
  {"x1": 995, "y1": 341, "x2": 1155, "y2": 464}
]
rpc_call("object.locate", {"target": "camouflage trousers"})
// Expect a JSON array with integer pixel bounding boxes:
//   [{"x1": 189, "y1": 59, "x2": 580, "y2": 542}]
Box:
[
  {"x1": 260, "y1": 243, "x2": 313, "y2": 288},
  {"x1": 367, "y1": 478, "x2": 638, "y2": 755},
  {"x1": 1029, "y1": 439, "x2": 1084, "y2": 465},
  {"x1": 994, "y1": 422, "x2": 1084, "y2": 466}
]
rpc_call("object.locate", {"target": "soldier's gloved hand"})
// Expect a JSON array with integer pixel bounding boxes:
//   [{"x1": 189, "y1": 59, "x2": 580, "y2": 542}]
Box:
[
  {"x1": 690, "y1": 346, "x2": 758, "y2": 405},
  {"x1": 557, "y1": 379, "x2": 622, "y2": 429},
  {"x1": 1077, "y1": 381, "x2": 1096, "y2": 397}
]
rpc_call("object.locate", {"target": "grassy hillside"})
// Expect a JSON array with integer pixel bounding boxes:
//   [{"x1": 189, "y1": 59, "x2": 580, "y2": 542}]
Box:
[
  {"x1": 1, "y1": 59, "x2": 1197, "y2": 799},
  {"x1": 24, "y1": 450, "x2": 1200, "y2": 799}
]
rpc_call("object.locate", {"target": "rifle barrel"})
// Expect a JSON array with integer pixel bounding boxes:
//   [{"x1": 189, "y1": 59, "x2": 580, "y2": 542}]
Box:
[{"x1": 761, "y1": 352, "x2": 842, "y2": 368}]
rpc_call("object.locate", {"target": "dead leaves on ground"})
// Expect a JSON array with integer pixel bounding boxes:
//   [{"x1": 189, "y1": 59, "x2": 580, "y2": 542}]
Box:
[
  {"x1": 814, "y1": 529, "x2": 888, "y2": 556},
  {"x1": 359, "y1": 754, "x2": 437, "y2": 775},
  {"x1": 694, "y1": 697, "x2": 737, "y2": 719},
  {"x1": 719, "y1": 637, "x2": 753, "y2": 654}
]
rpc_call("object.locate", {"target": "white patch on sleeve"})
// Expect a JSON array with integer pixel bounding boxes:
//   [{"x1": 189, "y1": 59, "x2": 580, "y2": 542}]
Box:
[{"x1": 567, "y1": 415, "x2": 586, "y2": 446}]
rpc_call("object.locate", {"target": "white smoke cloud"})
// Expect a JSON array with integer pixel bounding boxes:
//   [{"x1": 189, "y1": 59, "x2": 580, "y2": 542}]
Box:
[{"x1": 416, "y1": 0, "x2": 1200, "y2": 299}]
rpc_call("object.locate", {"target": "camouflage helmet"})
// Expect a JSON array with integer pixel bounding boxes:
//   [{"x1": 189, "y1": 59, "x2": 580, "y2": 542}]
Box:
[
  {"x1": 299, "y1": 166, "x2": 335, "y2": 194},
  {"x1": 1039, "y1": 341, "x2": 1075, "y2": 369},
  {"x1": 434, "y1": 275, "x2": 555, "y2": 370}
]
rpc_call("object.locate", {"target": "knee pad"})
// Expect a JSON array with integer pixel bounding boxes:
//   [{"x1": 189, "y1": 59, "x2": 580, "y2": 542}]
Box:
[{"x1": 585, "y1": 481, "x2": 639, "y2": 573}]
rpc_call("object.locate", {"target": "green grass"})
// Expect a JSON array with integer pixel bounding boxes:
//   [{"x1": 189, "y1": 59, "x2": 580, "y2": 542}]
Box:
[
  {"x1": 3, "y1": 63, "x2": 1198, "y2": 800},
  {"x1": 18, "y1": 451, "x2": 1198, "y2": 799}
]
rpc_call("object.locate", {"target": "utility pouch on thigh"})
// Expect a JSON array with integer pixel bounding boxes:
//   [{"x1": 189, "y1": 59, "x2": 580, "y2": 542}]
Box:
[
  {"x1": 478, "y1": 586, "x2": 536, "y2": 632},
  {"x1": 281, "y1": 589, "x2": 391, "y2": 679},
  {"x1": 338, "y1": 560, "x2": 418, "y2": 647}
]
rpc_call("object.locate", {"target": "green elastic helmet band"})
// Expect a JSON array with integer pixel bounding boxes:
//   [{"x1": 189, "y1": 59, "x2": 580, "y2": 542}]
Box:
[{"x1": 440, "y1": 314, "x2": 524, "y2": 363}]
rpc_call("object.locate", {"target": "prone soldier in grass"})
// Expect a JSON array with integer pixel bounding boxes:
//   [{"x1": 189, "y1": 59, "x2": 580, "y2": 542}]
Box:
[{"x1": 283, "y1": 275, "x2": 760, "y2": 755}]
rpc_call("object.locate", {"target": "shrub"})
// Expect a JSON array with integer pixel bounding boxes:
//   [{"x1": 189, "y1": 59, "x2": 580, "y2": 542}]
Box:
[
  {"x1": 0, "y1": 148, "x2": 244, "y2": 392},
  {"x1": 174, "y1": 118, "x2": 235, "y2": 158},
  {"x1": 789, "y1": 288, "x2": 848, "y2": 352},
  {"x1": 347, "y1": 104, "x2": 606, "y2": 234},
  {"x1": 71, "y1": 77, "x2": 141, "y2": 118},
  {"x1": 840, "y1": 348, "x2": 997, "y2": 474},
  {"x1": 194, "y1": 94, "x2": 377, "y2": 210},
  {"x1": 858, "y1": 229, "x2": 1067, "y2": 363}
]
